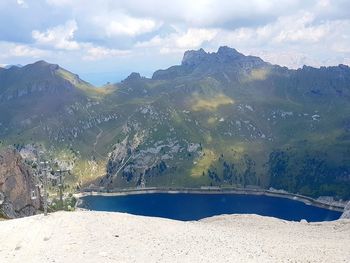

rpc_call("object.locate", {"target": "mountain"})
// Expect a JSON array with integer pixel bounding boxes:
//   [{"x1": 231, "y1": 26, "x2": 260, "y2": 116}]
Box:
[
  {"x1": 3, "y1": 64, "x2": 22, "y2": 69},
  {"x1": 0, "y1": 60, "x2": 108, "y2": 147},
  {"x1": 0, "y1": 60, "x2": 96, "y2": 100},
  {"x1": 0, "y1": 47, "x2": 349, "y2": 199},
  {"x1": 153, "y1": 46, "x2": 267, "y2": 80}
]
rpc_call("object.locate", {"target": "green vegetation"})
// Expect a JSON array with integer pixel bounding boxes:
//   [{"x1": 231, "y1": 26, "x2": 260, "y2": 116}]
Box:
[
  {"x1": 191, "y1": 93, "x2": 234, "y2": 111},
  {"x1": 1, "y1": 47, "x2": 350, "y2": 199},
  {"x1": 49, "y1": 194, "x2": 77, "y2": 212}
]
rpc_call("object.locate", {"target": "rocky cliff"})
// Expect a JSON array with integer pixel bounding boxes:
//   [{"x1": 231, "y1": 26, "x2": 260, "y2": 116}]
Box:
[{"x1": 0, "y1": 147, "x2": 41, "y2": 218}]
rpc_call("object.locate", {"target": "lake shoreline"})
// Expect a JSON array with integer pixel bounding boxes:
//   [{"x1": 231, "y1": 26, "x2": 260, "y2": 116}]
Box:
[{"x1": 75, "y1": 187, "x2": 346, "y2": 212}]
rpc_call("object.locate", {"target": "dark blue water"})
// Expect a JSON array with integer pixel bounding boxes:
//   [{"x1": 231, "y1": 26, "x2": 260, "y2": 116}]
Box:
[{"x1": 80, "y1": 193, "x2": 342, "y2": 222}]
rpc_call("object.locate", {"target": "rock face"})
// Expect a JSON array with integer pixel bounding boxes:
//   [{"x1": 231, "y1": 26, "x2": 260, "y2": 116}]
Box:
[
  {"x1": 182, "y1": 46, "x2": 248, "y2": 66},
  {"x1": 123, "y1": 72, "x2": 142, "y2": 82},
  {"x1": 0, "y1": 148, "x2": 41, "y2": 218},
  {"x1": 341, "y1": 201, "x2": 350, "y2": 219},
  {"x1": 152, "y1": 46, "x2": 267, "y2": 80}
]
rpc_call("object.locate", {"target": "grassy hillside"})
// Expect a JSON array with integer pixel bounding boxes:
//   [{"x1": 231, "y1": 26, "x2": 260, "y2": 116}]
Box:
[{"x1": 0, "y1": 47, "x2": 349, "y2": 199}]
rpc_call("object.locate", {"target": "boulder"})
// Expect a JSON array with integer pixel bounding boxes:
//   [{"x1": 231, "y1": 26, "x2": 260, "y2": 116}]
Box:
[
  {"x1": 340, "y1": 201, "x2": 350, "y2": 219},
  {"x1": 0, "y1": 147, "x2": 41, "y2": 218}
]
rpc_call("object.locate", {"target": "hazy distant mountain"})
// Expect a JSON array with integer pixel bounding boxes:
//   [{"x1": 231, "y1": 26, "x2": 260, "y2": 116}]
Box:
[
  {"x1": 3, "y1": 64, "x2": 22, "y2": 69},
  {"x1": 0, "y1": 47, "x2": 349, "y2": 199},
  {"x1": 153, "y1": 46, "x2": 267, "y2": 80}
]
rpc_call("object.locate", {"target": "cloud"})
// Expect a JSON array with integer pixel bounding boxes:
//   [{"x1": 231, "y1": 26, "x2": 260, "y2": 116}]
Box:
[
  {"x1": 16, "y1": 0, "x2": 28, "y2": 8},
  {"x1": 83, "y1": 45, "x2": 131, "y2": 61},
  {"x1": 30, "y1": 18, "x2": 133, "y2": 62},
  {"x1": 46, "y1": 0, "x2": 72, "y2": 7},
  {"x1": 101, "y1": 15, "x2": 161, "y2": 37},
  {"x1": 204, "y1": 10, "x2": 350, "y2": 68},
  {"x1": 133, "y1": 9, "x2": 350, "y2": 69},
  {"x1": 32, "y1": 20, "x2": 80, "y2": 50},
  {"x1": 44, "y1": 0, "x2": 306, "y2": 28},
  {"x1": 10, "y1": 45, "x2": 45, "y2": 57},
  {"x1": 175, "y1": 28, "x2": 218, "y2": 49},
  {"x1": 252, "y1": 50, "x2": 329, "y2": 69},
  {"x1": 136, "y1": 28, "x2": 218, "y2": 53},
  {"x1": 0, "y1": 0, "x2": 349, "y2": 84},
  {"x1": 0, "y1": 42, "x2": 48, "y2": 59},
  {"x1": 210, "y1": 11, "x2": 334, "y2": 47},
  {"x1": 272, "y1": 12, "x2": 329, "y2": 43}
]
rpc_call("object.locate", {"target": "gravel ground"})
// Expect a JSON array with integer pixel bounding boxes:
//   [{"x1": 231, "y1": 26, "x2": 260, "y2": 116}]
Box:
[{"x1": 0, "y1": 211, "x2": 349, "y2": 263}]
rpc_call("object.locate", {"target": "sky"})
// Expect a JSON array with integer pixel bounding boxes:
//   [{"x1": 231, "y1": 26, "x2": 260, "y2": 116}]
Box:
[{"x1": 0, "y1": 0, "x2": 349, "y2": 85}]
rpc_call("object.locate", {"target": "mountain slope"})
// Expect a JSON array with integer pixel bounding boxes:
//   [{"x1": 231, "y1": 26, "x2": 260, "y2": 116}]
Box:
[
  {"x1": 0, "y1": 47, "x2": 349, "y2": 199},
  {"x1": 0, "y1": 61, "x2": 113, "y2": 186}
]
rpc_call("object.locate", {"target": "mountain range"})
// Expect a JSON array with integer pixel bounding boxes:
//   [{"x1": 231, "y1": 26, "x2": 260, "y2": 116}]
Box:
[{"x1": 0, "y1": 46, "x2": 349, "y2": 199}]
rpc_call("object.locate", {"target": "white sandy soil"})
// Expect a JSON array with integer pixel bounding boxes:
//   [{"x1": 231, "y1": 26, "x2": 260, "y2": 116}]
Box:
[{"x1": 0, "y1": 211, "x2": 349, "y2": 263}]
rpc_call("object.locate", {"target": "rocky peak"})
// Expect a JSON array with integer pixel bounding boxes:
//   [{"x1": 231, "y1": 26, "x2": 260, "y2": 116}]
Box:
[
  {"x1": 153, "y1": 46, "x2": 268, "y2": 80},
  {"x1": 33, "y1": 60, "x2": 50, "y2": 66},
  {"x1": 181, "y1": 46, "x2": 264, "y2": 68},
  {"x1": 29, "y1": 60, "x2": 60, "y2": 72},
  {"x1": 123, "y1": 72, "x2": 142, "y2": 82},
  {"x1": 181, "y1": 48, "x2": 208, "y2": 67},
  {"x1": 217, "y1": 46, "x2": 243, "y2": 59},
  {"x1": 338, "y1": 64, "x2": 349, "y2": 70}
]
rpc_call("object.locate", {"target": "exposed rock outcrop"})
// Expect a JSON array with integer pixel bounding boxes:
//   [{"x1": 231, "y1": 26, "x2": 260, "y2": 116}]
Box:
[
  {"x1": 341, "y1": 201, "x2": 350, "y2": 219},
  {"x1": 123, "y1": 72, "x2": 142, "y2": 82},
  {"x1": 0, "y1": 147, "x2": 41, "y2": 218},
  {"x1": 152, "y1": 46, "x2": 268, "y2": 80}
]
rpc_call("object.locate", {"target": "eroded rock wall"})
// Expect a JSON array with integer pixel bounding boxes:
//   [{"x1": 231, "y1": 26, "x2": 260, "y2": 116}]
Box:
[{"x1": 0, "y1": 147, "x2": 41, "y2": 218}]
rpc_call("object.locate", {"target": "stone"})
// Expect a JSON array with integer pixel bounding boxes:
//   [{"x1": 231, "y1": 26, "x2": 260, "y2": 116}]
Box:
[
  {"x1": 0, "y1": 147, "x2": 41, "y2": 218},
  {"x1": 340, "y1": 201, "x2": 350, "y2": 219}
]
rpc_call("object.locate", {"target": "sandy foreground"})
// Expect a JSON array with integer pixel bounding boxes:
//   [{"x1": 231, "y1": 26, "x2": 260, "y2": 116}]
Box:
[{"x1": 0, "y1": 211, "x2": 349, "y2": 263}]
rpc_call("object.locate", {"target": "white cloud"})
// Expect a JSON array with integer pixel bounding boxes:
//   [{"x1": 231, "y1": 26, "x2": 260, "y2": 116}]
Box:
[
  {"x1": 13, "y1": 45, "x2": 42, "y2": 57},
  {"x1": 32, "y1": 20, "x2": 80, "y2": 50},
  {"x1": 16, "y1": 0, "x2": 28, "y2": 8},
  {"x1": 272, "y1": 12, "x2": 329, "y2": 43},
  {"x1": 252, "y1": 50, "x2": 324, "y2": 69},
  {"x1": 45, "y1": 0, "x2": 304, "y2": 27},
  {"x1": 0, "y1": 44, "x2": 48, "y2": 58},
  {"x1": 0, "y1": 0, "x2": 349, "y2": 83},
  {"x1": 175, "y1": 28, "x2": 218, "y2": 48},
  {"x1": 205, "y1": 11, "x2": 350, "y2": 67},
  {"x1": 103, "y1": 15, "x2": 160, "y2": 37},
  {"x1": 83, "y1": 45, "x2": 131, "y2": 61},
  {"x1": 29, "y1": 18, "x2": 134, "y2": 61},
  {"x1": 261, "y1": 51, "x2": 350, "y2": 69},
  {"x1": 136, "y1": 28, "x2": 218, "y2": 53},
  {"x1": 38, "y1": 0, "x2": 350, "y2": 69},
  {"x1": 45, "y1": 0, "x2": 72, "y2": 7},
  {"x1": 332, "y1": 42, "x2": 350, "y2": 53},
  {"x1": 211, "y1": 11, "x2": 336, "y2": 47}
]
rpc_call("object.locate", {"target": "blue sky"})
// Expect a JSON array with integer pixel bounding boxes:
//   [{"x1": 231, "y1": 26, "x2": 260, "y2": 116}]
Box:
[{"x1": 0, "y1": 0, "x2": 349, "y2": 85}]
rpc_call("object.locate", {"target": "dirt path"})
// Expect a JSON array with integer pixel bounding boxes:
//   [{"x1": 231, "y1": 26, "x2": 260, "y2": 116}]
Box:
[{"x1": 93, "y1": 126, "x2": 103, "y2": 154}]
